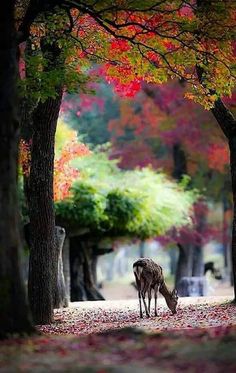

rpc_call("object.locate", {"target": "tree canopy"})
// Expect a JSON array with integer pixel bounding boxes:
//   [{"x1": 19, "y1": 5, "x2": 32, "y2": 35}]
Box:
[{"x1": 55, "y1": 143, "x2": 197, "y2": 239}]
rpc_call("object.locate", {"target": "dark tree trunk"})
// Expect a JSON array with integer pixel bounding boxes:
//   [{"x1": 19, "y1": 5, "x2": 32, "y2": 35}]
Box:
[
  {"x1": 0, "y1": 1, "x2": 34, "y2": 337},
  {"x1": 28, "y1": 91, "x2": 62, "y2": 324},
  {"x1": 208, "y1": 98, "x2": 236, "y2": 300},
  {"x1": 70, "y1": 237, "x2": 105, "y2": 301},
  {"x1": 175, "y1": 243, "x2": 193, "y2": 290},
  {"x1": 192, "y1": 203, "x2": 206, "y2": 277},
  {"x1": 27, "y1": 41, "x2": 64, "y2": 323},
  {"x1": 172, "y1": 143, "x2": 187, "y2": 181}
]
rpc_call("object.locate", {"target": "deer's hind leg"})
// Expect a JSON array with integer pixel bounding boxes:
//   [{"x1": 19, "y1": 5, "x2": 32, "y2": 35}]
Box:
[
  {"x1": 134, "y1": 273, "x2": 143, "y2": 318},
  {"x1": 148, "y1": 287, "x2": 152, "y2": 315},
  {"x1": 141, "y1": 282, "x2": 150, "y2": 318},
  {"x1": 154, "y1": 284, "x2": 160, "y2": 316}
]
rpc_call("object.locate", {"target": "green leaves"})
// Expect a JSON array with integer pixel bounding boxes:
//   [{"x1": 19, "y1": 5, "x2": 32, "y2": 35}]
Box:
[{"x1": 55, "y1": 151, "x2": 197, "y2": 239}]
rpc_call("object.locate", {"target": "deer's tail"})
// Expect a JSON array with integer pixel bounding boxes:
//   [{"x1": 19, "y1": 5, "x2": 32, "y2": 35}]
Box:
[{"x1": 133, "y1": 265, "x2": 143, "y2": 281}]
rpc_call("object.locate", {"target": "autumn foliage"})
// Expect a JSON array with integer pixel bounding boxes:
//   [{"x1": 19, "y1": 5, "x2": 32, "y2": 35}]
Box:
[{"x1": 19, "y1": 131, "x2": 90, "y2": 201}]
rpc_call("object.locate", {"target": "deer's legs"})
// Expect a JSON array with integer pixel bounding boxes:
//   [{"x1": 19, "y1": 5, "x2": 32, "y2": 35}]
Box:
[
  {"x1": 134, "y1": 273, "x2": 143, "y2": 318},
  {"x1": 138, "y1": 290, "x2": 143, "y2": 318},
  {"x1": 154, "y1": 284, "x2": 160, "y2": 317},
  {"x1": 148, "y1": 288, "x2": 152, "y2": 315},
  {"x1": 141, "y1": 283, "x2": 150, "y2": 318}
]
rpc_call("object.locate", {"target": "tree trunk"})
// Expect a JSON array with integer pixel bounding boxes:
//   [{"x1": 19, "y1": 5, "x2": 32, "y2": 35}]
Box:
[
  {"x1": 172, "y1": 143, "x2": 187, "y2": 181},
  {"x1": 27, "y1": 40, "x2": 64, "y2": 323},
  {"x1": 28, "y1": 91, "x2": 62, "y2": 324},
  {"x1": 192, "y1": 246, "x2": 204, "y2": 276},
  {"x1": 0, "y1": 1, "x2": 34, "y2": 337},
  {"x1": 62, "y1": 237, "x2": 71, "y2": 305},
  {"x1": 70, "y1": 237, "x2": 105, "y2": 301},
  {"x1": 172, "y1": 143, "x2": 195, "y2": 286},
  {"x1": 175, "y1": 243, "x2": 193, "y2": 290},
  {"x1": 139, "y1": 241, "x2": 145, "y2": 258},
  {"x1": 208, "y1": 98, "x2": 236, "y2": 300},
  {"x1": 54, "y1": 226, "x2": 67, "y2": 308}
]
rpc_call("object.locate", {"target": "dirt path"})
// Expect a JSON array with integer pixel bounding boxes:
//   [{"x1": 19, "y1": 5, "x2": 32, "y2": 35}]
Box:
[
  {"x1": 39, "y1": 296, "x2": 235, "y2": 336},
  {"x1": 1, "y1": 297, "x2": 236, "y2": 372}
]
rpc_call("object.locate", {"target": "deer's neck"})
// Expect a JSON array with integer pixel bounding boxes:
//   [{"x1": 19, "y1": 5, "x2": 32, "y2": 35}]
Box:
[{"x1": 159, "y1": 281, "x2": 172, "y2": 300}]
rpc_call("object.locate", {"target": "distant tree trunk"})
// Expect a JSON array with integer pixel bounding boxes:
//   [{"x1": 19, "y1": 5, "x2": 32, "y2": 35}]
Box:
[
  {"x1": 192, "y1": 246, "x2": 204, "y2": 277},
  {"x1": 172, "y1": 143, "x2": 195, "y2": 286},
  {"x1": 139, "y1": 241, "x2": 145, "y2": 258},
  {"x1": 62, "y1": 237, "x2": 71, "y2": 304},
  {"x1": 172, "y1": 143, "x2": 187, "y2": 181},
  {"x1": 70, "y1": 237, "x2": 105, "y2": 301},
  {"x1": 175, "y1": 243, "x2": 193, "y2": 290},
  {"x1": 54, "y1": 226, "x2": 68, "y2": 308},
  {"x1": 192, "y1": 202, "x2": 206, "y2": 277},
  {"x1": 0, "y1": 1, "x2": 34, "y2": 337}
]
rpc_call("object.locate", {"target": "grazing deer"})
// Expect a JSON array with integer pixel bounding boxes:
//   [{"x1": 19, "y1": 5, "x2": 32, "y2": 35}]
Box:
[{"x1": 133, "y1": 258, "x2": 178, "y2": 318}]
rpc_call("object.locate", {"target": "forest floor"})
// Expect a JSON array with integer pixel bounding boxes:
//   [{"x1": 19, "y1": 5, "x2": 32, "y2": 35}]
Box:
[{"x1": 1, "y1": 296, "x2": 236, "y2": 372}]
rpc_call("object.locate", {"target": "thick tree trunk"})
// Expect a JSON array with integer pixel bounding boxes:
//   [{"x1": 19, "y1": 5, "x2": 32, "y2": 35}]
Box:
[
  {"x1": 28, "y1": 90, "x2": 63, "y2": 324},
  {"x1": 0, "y1": 1, "x2": 34, "y2": 337},
  {"x1": 70, "y1": 237, "x2": 105, "y2": 301}
]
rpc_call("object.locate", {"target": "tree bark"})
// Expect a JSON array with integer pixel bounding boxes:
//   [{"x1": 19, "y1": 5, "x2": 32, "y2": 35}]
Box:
[
  {"x1": 70, "y1": 237, "x2": 105, "y2": 301},
  {"x1": 0, "y1": 1, "x2": 34, "y2": 337},
  {"x1": 26, "y1": 39, "x2": 64, "y2": 324},
  {"x1": 28, "y1": 91, "x2": 62, "y2": 324}
]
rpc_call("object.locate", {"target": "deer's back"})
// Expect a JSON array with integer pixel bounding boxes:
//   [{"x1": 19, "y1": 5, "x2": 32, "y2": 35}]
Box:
[{"x1": 133, "y1": 258, "x2": 164, "y2": 287}]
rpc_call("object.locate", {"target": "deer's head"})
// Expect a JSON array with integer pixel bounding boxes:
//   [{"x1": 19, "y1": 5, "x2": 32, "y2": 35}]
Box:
[{"x1": 166, "y1": 289, "x2": 178, "y2": 314}]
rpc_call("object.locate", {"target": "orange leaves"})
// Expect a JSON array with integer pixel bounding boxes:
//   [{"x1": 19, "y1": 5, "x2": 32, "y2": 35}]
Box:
[
  {"x1": 54, "y1": 135, "x2": 90, "y2": 202},
  {"x1": 19, "y1": 132, "x2": 90, "y2": 202}
]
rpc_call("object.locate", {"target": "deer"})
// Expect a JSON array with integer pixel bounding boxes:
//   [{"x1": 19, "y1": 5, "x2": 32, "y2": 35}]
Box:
[{"x1": 133, "y1": 258, "x2": 178, "y2": 318}]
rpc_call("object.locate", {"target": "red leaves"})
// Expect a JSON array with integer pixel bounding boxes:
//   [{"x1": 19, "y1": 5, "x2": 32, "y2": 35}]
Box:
[
  {"x1": 207, "y1": 143, "x2": 229, "y2": 172},
  {"x1": 1, "y1": 300, "x2": 236, "y2": 372},
  {"x1": 110, "y1": 39, "x2": 130, "y2": 52}
]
